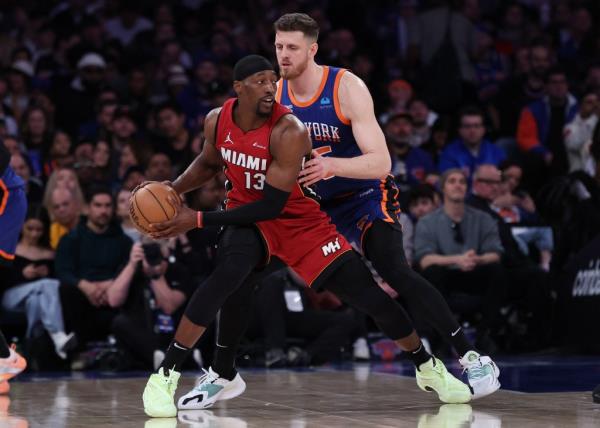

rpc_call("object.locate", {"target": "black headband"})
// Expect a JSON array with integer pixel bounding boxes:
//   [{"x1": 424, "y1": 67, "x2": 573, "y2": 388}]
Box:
[{"x1": 233, "y1": 55, "x2": 274, "y2": 81}]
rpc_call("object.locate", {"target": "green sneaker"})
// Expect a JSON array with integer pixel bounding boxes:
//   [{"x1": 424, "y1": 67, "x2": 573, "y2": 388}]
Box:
[
  {"x1": 143, "y1": 368, "x2": 181, "y2": 417},
  {"x1": 416, "y1": 357, "x2": 472, "y2": 404}
]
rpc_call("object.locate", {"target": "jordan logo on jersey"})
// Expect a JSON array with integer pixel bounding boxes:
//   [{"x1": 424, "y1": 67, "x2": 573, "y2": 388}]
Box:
[
  {"x1": 304, "y1": 122, "x2": 340, "y2": 143},
  {"x1": 321, "y1": 237, "x2": 342, "y2": 256},
  {"x1": 224, "y1": 131, "x2": 234, "y2": 144},
  {"x1": 220, "y1": 147, "x2": 267, "y2": 171}
]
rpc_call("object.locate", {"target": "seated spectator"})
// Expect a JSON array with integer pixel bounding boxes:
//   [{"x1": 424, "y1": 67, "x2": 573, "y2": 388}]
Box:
[
  {"x1": 386, "y1": 113, "x2": 435, "y2": 190},
  {"x1": 407, "y1": 98, "x2": 438, "y2": 147},
  {"x1": 564, "y1": 92, "x2": 598, "y2": 175},
  {"x1": 110, "y1": 106, "x2": 138, "y2": 154},
  {"x1": 378, "y1": 79, "x2": 413, "y2": 124},
  {"x1": 3, "y1": 205, "x2": 75, "y2": 359},
  {"x1": 253, "y1": 269, "x2": 365, "y2": 367},
  {"x1": 43, "y1": 168, "x2": 85, "y2": 248},
  {"x1": 121, "y1": 166, "x2": 146, "y2": 191},
  {"x1": 117, "y1": 142, "x2": 142, "y2": 183},
  {"x1": 78, "y1": 100, "x2": 118, "y2": 141},
  {"x1": 517, "y1": 67, "x2": 578, "y2": 190},
  {"x1": 469, "y1": 164, "x2": 552, "y2": 268},
  {"x1": 116, "y1": 188, "x2": 141, "y2": 243},
  {"x1": 415, "y1": 169, "x2": 507, "y2": 349},
  {"x1": 439, "y1": 106, "x2": 506, "y2": 182},
  {"x1": 153, "y1": 101, "x2": 194, "y2": 175},
  {"x1": 421, "y1": 117, "x2": 451, "y2": 166},
  {"x1": 46, "y1": 187, "x2": 82, "y2": 250},
  {"x1": 108, "y1": 240, "x2": 192, "y2": 369},
  {"x1": 91, "y1": 140, "x2": 114, "y2": 186},
  {"x1": 20, "y1": 106, "x2": 53, "y2": 178},
  {"x1": 408, "y1": 184, "x2": 440, "y2": 223},
  {"x1": 10, "y1": 152, "x2": 43, "y2": 204},
  {"x1": 55, "y1": 53, "x2": 107, "y2": 137},
  {"x1": 55, "y1": 186, "x2": 132, "y2": 347},
  {"x1": 145, "y1": 151, "x2": 173, "y2": 182},
  {"x1": 43, "y1": 131, "x2": 74, "y2": 178}
]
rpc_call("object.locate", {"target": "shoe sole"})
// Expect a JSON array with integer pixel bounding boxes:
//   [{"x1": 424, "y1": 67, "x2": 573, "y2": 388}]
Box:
[
  {"x1": 417, "y1": 378, "x2": 471, "y2": 404},
  {"x1": 0, "y1": 365, "x2": 26, "y2": 382}
]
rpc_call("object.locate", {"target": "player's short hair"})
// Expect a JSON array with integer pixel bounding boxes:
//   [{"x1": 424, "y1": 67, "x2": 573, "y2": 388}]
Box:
[{"x1": 274, "y1": 13, "x2": 319, "y2": 41}]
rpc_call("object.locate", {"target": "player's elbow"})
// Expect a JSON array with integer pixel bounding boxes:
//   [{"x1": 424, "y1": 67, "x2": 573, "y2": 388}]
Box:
[{"x1": 375, "y1": 153, "x2": 392, "y2": 179}]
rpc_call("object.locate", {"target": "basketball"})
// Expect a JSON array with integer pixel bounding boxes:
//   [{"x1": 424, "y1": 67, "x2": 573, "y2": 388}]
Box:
[{"x1": 129, "y1": 182, "x2": 177, "y2": 234}]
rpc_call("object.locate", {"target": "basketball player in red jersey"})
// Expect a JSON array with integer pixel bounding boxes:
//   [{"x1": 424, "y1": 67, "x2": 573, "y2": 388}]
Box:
[
  {"x1": 141, "y1": 55, "x2": 471, "y2": 418},
  {"x1": 177, "y1": 13, "x2": 500, "y2": 412}
]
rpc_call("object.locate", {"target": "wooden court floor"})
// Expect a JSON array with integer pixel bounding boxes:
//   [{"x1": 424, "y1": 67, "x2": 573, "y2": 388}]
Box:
[{"x1": 2, "y1": 367, "x2": 599, "y2": 427}]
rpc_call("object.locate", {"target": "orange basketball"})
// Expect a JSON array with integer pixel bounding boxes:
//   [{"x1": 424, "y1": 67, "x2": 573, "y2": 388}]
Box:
[{"x1": 129, "y1": 182, "x2": 177, "y2": 234}]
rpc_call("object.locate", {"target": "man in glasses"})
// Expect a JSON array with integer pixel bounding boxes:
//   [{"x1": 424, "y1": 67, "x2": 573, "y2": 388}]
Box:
[{"x1": 414, "y1": 168, "x2": 507, "y2": 351}]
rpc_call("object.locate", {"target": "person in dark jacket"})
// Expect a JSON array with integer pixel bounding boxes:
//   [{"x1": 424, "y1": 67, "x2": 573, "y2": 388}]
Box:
[{"x1": 56, "y1": 185, "x2": 132, "y2": 346}]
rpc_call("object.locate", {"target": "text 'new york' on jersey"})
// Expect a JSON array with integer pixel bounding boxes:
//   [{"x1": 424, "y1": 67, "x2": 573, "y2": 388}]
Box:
[{"x1": 276, "y1": 66, "x2": 382, "y2": 201}]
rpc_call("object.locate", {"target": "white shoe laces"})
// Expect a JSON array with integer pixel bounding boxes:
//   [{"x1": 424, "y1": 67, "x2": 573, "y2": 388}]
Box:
[{"x1": 195, "y1": 368, "x2": 219, "y2": 388}]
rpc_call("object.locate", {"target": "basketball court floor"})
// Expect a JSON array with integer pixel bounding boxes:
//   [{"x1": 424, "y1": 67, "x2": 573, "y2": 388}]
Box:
[{"x1": 2, "y1": 356, "x2": 599, "y2": 427}]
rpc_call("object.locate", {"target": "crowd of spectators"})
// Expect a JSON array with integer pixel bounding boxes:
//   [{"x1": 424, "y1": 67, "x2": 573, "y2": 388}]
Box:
[{"x1": 1, "y1": 0, "x2": 600, "y2": 370}]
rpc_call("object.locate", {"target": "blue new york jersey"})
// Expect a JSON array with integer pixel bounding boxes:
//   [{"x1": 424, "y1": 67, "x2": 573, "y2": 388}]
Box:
[
  {"x1": 0, "y1": 165, "x2": 27, "y2": 265},
  {"x1": 277, "y1": 66, "x2": 400, "y2": 251}
]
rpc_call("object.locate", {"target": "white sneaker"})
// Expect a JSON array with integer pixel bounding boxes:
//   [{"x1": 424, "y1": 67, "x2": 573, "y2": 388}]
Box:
[
  {"x1": 177, "y1": 367, "x2": 246, "y2": 410},
  {"x1": 459, "y1": 350, "x2": 500, "y2": 399},
  {"x1": 352, "y1": 338, "x2": 370, "y2": 360},
  {"x1": 50, "y1": 332, "x2": 77, "y2": 360}
]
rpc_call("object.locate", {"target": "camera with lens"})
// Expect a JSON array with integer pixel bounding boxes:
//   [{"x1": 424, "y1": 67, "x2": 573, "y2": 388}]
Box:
[{"x1": 142, "y1": 243, "x2": 165, "y2": 279}]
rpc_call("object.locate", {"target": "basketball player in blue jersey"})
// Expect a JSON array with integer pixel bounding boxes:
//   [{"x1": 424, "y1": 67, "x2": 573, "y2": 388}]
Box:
[
  {"x1": 276, "y1": 12, "x2": 499, "y2": 397},
  {"x1": 0, "y1": 142, "x2": 28, "y2": 393},
  {"x1": 176, "y1": 14, "x2": 500, "y2": 410}
]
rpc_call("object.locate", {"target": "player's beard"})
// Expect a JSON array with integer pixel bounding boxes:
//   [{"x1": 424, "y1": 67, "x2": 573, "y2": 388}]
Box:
[
  {"x1": 279, "y1": 56, "x2": 309, "y2": 80},
  {"x1": 256, "y1": 103, "x2": 273, "y2": 117}
]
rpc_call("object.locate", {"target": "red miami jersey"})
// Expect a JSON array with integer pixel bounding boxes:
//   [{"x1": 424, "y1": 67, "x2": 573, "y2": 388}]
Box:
[{"x1": 214, "y1": 98, "x2": 353, "y2": 286}]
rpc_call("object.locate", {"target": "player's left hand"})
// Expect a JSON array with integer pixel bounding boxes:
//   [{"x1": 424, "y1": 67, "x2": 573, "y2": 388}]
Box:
[
  {"x1": 298, "y1": 149, "x2": 335, "y2": 186},
  {"x1": 149, "y1": 204, "x2": 197, "y2": 239}
]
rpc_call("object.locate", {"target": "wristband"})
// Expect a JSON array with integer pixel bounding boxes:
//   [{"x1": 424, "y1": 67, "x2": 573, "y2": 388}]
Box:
[{"x1": 197, "y1": 211, "x2": 204, "y2": 228}]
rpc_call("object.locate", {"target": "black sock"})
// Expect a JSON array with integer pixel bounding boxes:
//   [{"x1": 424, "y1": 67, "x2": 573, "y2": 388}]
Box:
[
  {"x1": 0, "y1": 330, "x2": 10, "y2": 358},
  {"x1": 408, "y1": 342, "x2": 432, "y2": 369},
  {"x1": 160, "y1": 341, "x2": 191, "y2": 374},
  {"x1": 448, "y1": 328, "x2": 477, "y2": 357},
  {"x1": 212, "y1": 345, "x2": 238, "y2": 381}
]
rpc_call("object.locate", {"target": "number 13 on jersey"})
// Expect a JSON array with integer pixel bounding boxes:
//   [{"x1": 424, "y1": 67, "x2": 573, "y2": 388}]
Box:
[{"x1": 244, "y1": 172, "x2": 266, "y2": 190}]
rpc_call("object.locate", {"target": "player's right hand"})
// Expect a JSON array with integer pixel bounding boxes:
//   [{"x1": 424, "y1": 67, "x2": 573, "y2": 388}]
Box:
[{"x1": 149, "y1": 204, "x2": 197, "y2": 239}]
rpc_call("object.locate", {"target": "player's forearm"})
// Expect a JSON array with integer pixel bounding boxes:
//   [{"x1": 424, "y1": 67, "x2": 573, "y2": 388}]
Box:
[
  {"x1": 329, "y1": 152, "x2": 391, "y2": 180},
  {"x1": 202, "y1": 184, "x2": 289, "y2": 226},
  {"x1": 172, "y1": 155, "x2": 220, "y2": 195}
]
